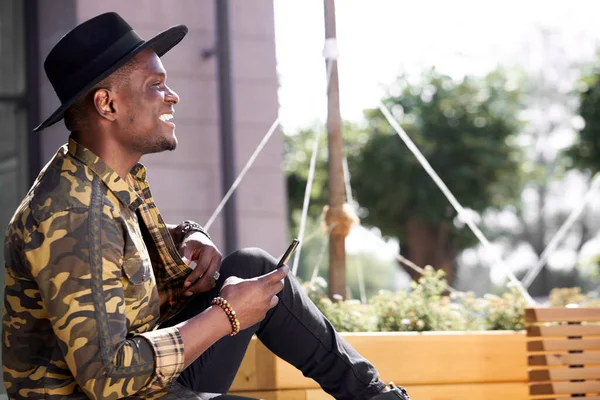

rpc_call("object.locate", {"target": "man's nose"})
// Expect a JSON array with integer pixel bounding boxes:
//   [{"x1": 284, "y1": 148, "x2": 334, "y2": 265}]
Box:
[{"x1": 165, "y1": 86, "x2": 179, "y2": 104}]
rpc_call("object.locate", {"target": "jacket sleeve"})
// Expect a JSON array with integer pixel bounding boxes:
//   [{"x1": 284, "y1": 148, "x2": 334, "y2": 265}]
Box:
[{"x1": 24, "y1": 207, "x2": 185, "y2": 399}]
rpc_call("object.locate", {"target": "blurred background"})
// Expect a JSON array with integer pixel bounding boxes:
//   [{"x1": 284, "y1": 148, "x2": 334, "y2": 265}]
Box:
[
  {"x1": 2, "y1": 0, "x2": 600, "y2": 337},
  {"x1": 277, "y1": 0, "x2": 600, "y2": 300}
]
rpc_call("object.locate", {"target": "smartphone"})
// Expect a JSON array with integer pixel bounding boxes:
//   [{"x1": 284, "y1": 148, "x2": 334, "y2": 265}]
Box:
[{"x1": 276, "y1": 238, "x2": 300, "y2": 268}]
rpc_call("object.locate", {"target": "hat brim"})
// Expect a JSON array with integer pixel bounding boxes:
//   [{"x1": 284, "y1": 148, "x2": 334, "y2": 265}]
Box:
[{"x1": 33, "y1": 25, "x2": 188, "y2": 132}]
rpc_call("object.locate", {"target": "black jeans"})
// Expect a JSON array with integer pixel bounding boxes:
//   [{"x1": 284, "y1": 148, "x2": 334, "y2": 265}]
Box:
[{"x1": 160, "y1": 248, "x2": 386, "y2": 400}]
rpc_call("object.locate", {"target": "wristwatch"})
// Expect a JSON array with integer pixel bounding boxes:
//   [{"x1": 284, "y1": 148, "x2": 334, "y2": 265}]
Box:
[{"x1": 172, "y1": 220, "x2": 211, "y2": 246}]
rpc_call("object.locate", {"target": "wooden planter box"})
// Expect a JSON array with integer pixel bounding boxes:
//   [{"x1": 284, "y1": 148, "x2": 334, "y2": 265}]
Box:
[{"x1": 230, "y1": 331, "x2": 528, "y2": 400}]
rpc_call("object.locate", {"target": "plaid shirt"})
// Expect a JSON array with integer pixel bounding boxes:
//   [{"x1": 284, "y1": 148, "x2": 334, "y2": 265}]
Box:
[{"x1": 2, "y1": 138, "x2": 194, "y2": 399}]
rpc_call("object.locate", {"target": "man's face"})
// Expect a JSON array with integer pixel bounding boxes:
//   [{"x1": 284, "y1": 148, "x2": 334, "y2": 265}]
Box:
[{"x1": 115, "y1": 49, "x2": 180, "y2": 155}]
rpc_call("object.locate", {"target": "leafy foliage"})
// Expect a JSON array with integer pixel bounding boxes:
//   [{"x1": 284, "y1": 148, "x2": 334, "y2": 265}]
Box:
[
  {"x1": 370, "y1": 268, "x2": 478, "y2": 332},
  {"x1": 283, "y1": 128, "x2": 329, "y2": 231},
  {"x1": 549, "y1": 287, "x2": 600, "y2": 307},
  {"x1": 349, "y1": 68, "x2": 523, "y2": 251},
  {"x1": 303, "y1": 267, "x2": 598, "y2": 332},
  {"x1": 283, "y1": 122, "x2": 366, "y2": 235},
  {"x1": 368, "y1": 267, "x2": 528, "y2": 332},
  {"x1": 566, "y1": 68, "x2": 600, "y2": 174},
  {"x1": 481, "y1": 285, "x2": 529, "y2": 331},
  {"x1": 304, "y1": 278, "x2": 374, "y2": 332}
]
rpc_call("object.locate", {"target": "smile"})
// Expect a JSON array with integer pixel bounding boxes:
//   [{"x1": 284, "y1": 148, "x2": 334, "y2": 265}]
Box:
[{"x1": 159, "y1": 114, "x2": 173, "y2": 121}]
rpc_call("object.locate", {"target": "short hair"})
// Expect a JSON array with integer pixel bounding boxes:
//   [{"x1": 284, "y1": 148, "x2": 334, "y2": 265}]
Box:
[{"x1": 64, "y1": 57, "x2": 139, "y2": 132}]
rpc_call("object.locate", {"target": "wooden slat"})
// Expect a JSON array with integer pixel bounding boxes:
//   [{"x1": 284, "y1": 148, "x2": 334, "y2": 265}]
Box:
[
  {"x1": 531, "y1": 397, "x2": 600, "y2": 400},
  {"x1": 527, "y1": 324, "x2": 600, "y2": 337},
  {"x1": 232, "y1": 332, "x2": 528, "y2": 391},
  {"x1": 527, "y1": 338, "x2": 600, "y2": 351},
  {"x1": 530, "y1": 381, "x2": 600, "y2": 395},
  {"x1": 273, "y1": 332, "x2": 527, "y2": 389},
  {"x1": 528, "y1": 352, "x2": 600, "y2": 366},
  {"x1": 231, "y1": 391, "x2": 284, "y2": 400},
  {"x1": 233, "y1": 382, "x2": 529, "y2": 400},
  {"x1": 232, "y1": 336, "x2": 278, "y2": 391},
  {"x1": 529, "y1": 367, "x2": 600, "y2": 381},
  {"x1": 526, "y1": 308, "x2": 600, "y2": 323},
  {"x1": 399, "y1": 382, "x2": 528, "y2": 400}
]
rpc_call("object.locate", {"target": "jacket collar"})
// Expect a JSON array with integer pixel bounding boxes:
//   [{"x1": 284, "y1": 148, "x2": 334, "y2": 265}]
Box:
[{"x1": 67, "y1": 137, "x2": 145, "y2": 210}]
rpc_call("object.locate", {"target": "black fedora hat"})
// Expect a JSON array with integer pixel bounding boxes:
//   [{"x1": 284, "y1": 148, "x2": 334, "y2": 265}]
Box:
[{"x1": 35, "y1": 12, "x2": 188, "y2": 132}]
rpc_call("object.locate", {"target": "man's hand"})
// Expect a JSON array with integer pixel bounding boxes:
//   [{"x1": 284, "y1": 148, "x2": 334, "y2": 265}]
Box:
[
  {"x1": 179, "y1": 232, "x2": 222, "y2": 295},
  {"x1": 219, "y1": 266, "x2": 289, "y2": 329}
]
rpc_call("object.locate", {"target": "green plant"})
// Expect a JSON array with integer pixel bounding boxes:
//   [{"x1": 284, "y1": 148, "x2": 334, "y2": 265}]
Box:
[
  {"x1": 303, "y1": 266, "x2": 599, "y2": 333},
  {"x1": 370, "y1": 267, "x2": 479, "y2": 332},
  {"x1": 349, "y1": 69, "x2": 523, "y2": 284},
  {"x1": 550, "y1": 287, "x2": 600, "y2": 307},
  {"x1": 302, "y1": 277, "x2": 375, "y2": 332},
  {"x1": 479, "y1": 283, "x2": 528, "y2": 330}
]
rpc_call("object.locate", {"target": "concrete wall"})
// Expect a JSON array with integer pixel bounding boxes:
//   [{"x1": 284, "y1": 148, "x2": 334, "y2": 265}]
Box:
[{"x1": 36, "y1": 0, "x2": 288, "y2": 256}]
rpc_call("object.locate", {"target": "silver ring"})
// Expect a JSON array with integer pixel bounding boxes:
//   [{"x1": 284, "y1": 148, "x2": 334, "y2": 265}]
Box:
[{"x1": 212, "y1": 271, "x2": 220, "y2": 281}]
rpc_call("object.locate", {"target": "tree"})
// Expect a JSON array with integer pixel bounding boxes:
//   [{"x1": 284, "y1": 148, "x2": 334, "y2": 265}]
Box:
[
  {"x1": 563, "y1": 54, "x2": 600, "y2": 285},
  {"x1": 348, "y1": 68, "x2": 523, "y2": 284},
  {"x1": 567, "y1": 61, "x2": 600, "y2": 175},
  {"x1": 482, "y1": 29, "x2": 597, "y2": 296}
]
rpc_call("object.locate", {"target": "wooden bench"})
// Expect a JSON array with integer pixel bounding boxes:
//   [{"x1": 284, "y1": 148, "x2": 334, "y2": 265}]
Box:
[
  {"x1": 231, "y1": 331, "x2": 528, "y2": 399},
  {"x1": 526, "y1": 307, "x2": 600, "y2": 399}
]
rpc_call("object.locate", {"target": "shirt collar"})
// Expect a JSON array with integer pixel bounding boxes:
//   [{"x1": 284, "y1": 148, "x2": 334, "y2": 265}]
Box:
[
  {"x1": 129, "y1": 163, "x2": 148, "y2": 182},
  {"x1": 67, "y1": 138, "x2": 145, "y2": 211}
]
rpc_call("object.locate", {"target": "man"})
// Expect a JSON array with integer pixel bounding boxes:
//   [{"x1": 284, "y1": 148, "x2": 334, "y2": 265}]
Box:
[{"x1": 2, "y1": 12, "x2": 410, "y2": 400}]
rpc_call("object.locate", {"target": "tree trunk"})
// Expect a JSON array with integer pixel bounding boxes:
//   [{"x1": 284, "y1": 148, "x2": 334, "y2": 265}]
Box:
[
  {"x1": 401, "y1": 219, "x2": 457, "y2": 285},
  {"x1": 526, "y1": 182, "x2": 551, "y2": 297}
]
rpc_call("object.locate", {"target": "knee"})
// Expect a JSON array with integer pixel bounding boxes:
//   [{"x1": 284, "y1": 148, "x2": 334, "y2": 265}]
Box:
[
  {"x1": 221, "y1": 247, "x2": 278, "y2": 279},
  {"x1": 230, "y1": 247, "x2": 276, "y2": 265}
]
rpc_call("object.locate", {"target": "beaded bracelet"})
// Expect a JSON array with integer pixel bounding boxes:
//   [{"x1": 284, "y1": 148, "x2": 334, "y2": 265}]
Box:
[{"x1": 211, "y1": 297, "x2": 241, "y2": 336}]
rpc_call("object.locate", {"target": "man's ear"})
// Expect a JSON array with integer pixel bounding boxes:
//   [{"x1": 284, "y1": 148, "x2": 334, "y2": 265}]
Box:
[{"x1": 92, "y1": 88, "x2": 117, "y2": 121}]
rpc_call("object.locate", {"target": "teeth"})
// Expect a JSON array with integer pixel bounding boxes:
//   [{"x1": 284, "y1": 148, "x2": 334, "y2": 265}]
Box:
[{"x1": 159, "y1": 114, "x2": 173, "y2": 121}]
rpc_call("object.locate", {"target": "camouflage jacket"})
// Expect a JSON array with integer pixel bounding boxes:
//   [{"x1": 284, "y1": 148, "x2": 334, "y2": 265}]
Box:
[{"x1": 2, "y1": 138, "x2": 195, "y2": 399}]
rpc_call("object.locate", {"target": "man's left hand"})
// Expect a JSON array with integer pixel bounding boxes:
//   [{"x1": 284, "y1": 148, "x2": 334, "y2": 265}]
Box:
[{"x1": 179, "y1": 232, "x2": 222, "y2": 295}]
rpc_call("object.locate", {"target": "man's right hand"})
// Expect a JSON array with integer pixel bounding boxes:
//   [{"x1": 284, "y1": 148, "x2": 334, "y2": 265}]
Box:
[{"x1": 218, "y1": 266, "x2": 289, "y2": 330}]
